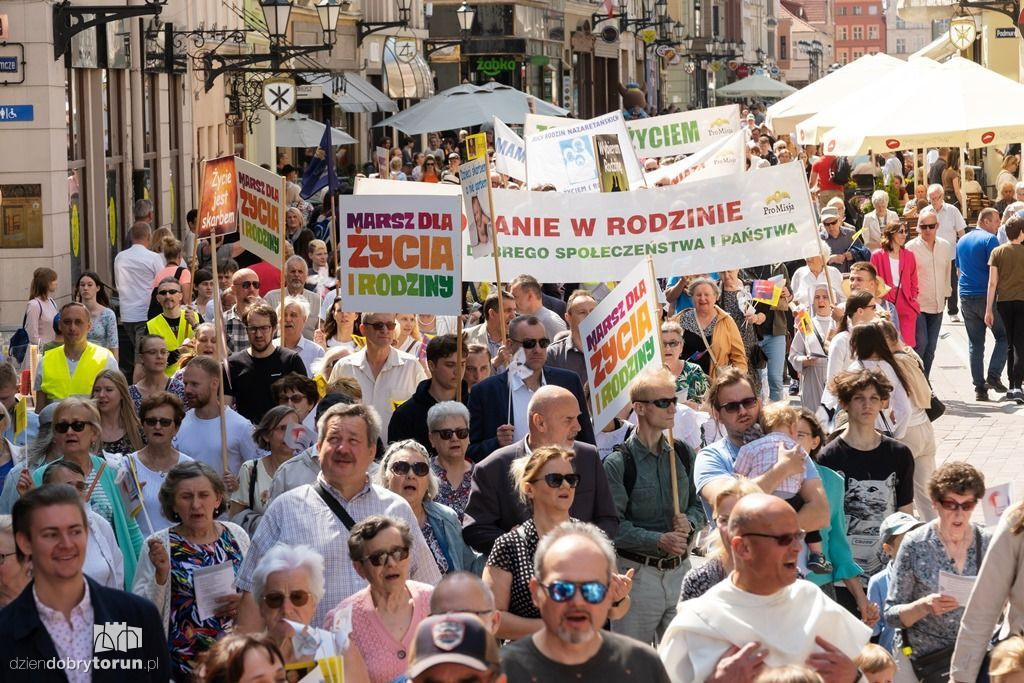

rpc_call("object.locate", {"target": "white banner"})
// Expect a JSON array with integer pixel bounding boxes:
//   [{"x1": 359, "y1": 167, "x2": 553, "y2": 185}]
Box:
[
  {"x1": 644, "y1": 130, "x2": 746, "y2": 186},
  {"x1": 463, "y1": 162, "x2": 819, "y2": 283},
  {"x1": 523, "y1": 113, "x2": 571, "y2": 138},
  {"x1": 235, "y1": 158, "x2": 285, "y2": 266},
  {"x1": 525, "y1": 110, "x2": 645, "y2": 193},
  {"x1": 579, "y1": 259, "x2": 663, "y2": 431},
  {"x1": 492, "y1": 117, "x2": 526, "y2": 182},
  {"x1": 460, "y1": 156, "x2": 494, "y2": 258}
]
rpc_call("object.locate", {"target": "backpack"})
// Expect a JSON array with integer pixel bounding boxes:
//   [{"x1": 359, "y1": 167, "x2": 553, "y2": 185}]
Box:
[
  {"x1": 613, "y1": 438, "x2": 695, "y2": 516},
  {"x1": 829, "y1": 156, "x2": 852, "y2": 186}
]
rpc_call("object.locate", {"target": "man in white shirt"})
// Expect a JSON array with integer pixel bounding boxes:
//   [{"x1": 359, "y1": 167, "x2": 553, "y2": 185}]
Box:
[
  {"x1": 509, "y1": 274, "x2": 568, "y2": 340},
  {"x1": 273, "y1": 295, "x2": 324, "y2": 377},
  {"x1": 328, "y1": 312, "x2": 427, "y2": 437},
  {"x1": 113, "y1": 221, "x2": 164, "y2": 369},
  {"x1": 659, "y1": 494, "x2": 870, "y2": 682},
  {"x1": 265, "y1": 256, "x2": 320, "y2": 340},
  {"x1": 906, "y1": 210, "x2": 953, "y2": 376},
  {"x1": 927, "y1": 183, "x2": 967, "y2": 321}
]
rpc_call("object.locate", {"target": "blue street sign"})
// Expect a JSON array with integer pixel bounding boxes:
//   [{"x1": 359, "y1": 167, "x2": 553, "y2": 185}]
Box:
[
  {"x1": 0, "y1": 56, "x2": 17, "y2": 73},
  {"x1": 0, "y1": 105, "x2": 32, "y2": 121}
]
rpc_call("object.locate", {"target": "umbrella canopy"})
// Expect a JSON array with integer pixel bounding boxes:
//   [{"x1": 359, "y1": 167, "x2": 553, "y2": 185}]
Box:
[
  {"x1": 275, "y1": 113, "x2": 356, "y2": 147},
  {"x1": 821, "y1": 57, "x2": 1024, "y2": 155},
  {"x1": 715, "y1": 74, "x2": 797, "y2": 99},
  {"x1": 373, "y1": 82, "x2": 569, "y2": 134},
  {"x1": 766, "y1": 53, "x2": 904, "y2": 134}
]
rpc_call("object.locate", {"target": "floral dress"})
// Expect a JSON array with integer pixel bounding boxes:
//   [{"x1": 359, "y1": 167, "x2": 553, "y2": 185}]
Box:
[
  {"x1": 421, "y1": 521, "x2": 450, "y2": 575},
  {"x1": 674, "y1": 362, "x2": 709, "y2": 403},
  {"x1": 130, "y1": 378, "x2": 189, "y2": 414},
  {"x1": 167, "y1": 526, "x2": 244, "y2": 678},
  {"x1": 430, "y1": 459, "x2": 473, "y2": 522}
]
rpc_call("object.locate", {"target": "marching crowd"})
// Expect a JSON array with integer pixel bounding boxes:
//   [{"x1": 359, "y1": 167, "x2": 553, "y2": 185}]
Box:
[{"x1": 4, "y1": 111, "x2": 1024, "y2": 683}]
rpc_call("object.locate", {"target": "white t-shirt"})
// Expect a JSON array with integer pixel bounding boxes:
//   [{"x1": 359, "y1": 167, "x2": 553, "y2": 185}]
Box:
[
  {"x1": 83, "y1": 508, "x2": 124, "y2": 589},
  {"x1": 889, "y1": 256, "x2": 901, "y2": 287},
  {"x1": 274, "y1": 336, "x2": 324, "y2": 378},
  {"x1": 114, "y1": 244, "x2": 165, "y2": 322},
  {"x1": 172, "y1": 408, "x2": 260, "y2": 479},
  {"x1": 230, "y1": 458, "x2": 275, "y2": 515},
  {"x1": 123, "y1": 450, "x2": 194, "y2": 536}
]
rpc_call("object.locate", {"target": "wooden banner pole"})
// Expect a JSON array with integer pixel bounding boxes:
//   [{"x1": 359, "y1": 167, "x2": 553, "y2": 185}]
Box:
[
  {"x1": 279, "y1": 177, "x2": 287, "y2": 335},
  {"x1": 647, "y1": 256, "x2": 680, "y2": 516}
]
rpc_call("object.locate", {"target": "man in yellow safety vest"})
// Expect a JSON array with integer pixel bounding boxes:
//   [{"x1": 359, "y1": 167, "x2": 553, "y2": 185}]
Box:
[
  {"x1": 146, "y1": 277, "x2": 198, "y2": 377},
  {"x1": 36, "y1": 302, "x2": 119, "y2": 410}
]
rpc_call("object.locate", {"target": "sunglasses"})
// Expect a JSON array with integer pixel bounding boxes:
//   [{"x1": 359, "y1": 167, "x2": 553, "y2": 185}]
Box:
[
  {"x1": 938, "y1": 498, "x2": 977, "y2": 512},
  {"x1": 823, "y1": 220, "x2": 838, "y2": 227},
  {"x1": 918, "y1": 223, "x2": 938, "y2": 230},
  {"x1": 534, "y1": 472, "x2": 581, "y2": 489},
  {"x1": 157, "y1": 289, "x2": 181, "y2": 296},
  {"x1": 262, "y1": 590, "x2": 312, "y2": 609},
  {"x1": 143, "y1": 417, "x2": 175, "y2": 427},
  {"x1": 636, "y1": 397, "x2": 677, "y2": 409},
  {"x1": 390, "y1": 461, "x2": 430, "y2": 477},
  {"x1": 514, "y1": 337, "x2": 551, "y2": 350},
  {"x1": 664, "y1": 340, "x2": 681, "y2": 348},
  {"x1": 366, "y1": 321, "x2": 397, "y2": 331},
  {"x1": 716, "y1": 396, "x2": 758, "y2": 414},
  {"x1": 363, "y1": 545, "x2": 410, "y2": 567},
  {"x1": 539, "y1": 580, "x2": 608, "y2": 604},
  {"x1": 55, "y1": 420, "x2": 89, "y2": 434},
  {"x1": 432, "y1": 428, "x2": 469, "y2": 440},
  {"x1": 741, "y1": 530, "x2": 807, "y2": 546},
  {"x1": 281, "y1": 394, "x2": 309, "y2": 405},
  {"x1": 238, "y1": 280, "x2": 260, "y2": 290}
]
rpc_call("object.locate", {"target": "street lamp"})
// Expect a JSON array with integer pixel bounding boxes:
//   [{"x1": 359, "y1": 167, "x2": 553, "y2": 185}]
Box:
[
  {"x1": 316, "y1": 0, "x2": 348, "y2": 45},
  {"x1": 52, "y1": 0, "x2": 165, "y2": 61},
  {"x1": 358, "y1": 0, "x2": 413, "y2": 45},
  {"x1": 456, "y1": 0, "x2": 475, "y2": 32},
  {"x1": 655, "y1": 0, "x2": 669, "y2": 22},
  {"x1": 260, "y1": 0, "x2": 293, "y2": 41},
  {"x1": 674, "y1": 21, "x2": 686, "y2": 42}
]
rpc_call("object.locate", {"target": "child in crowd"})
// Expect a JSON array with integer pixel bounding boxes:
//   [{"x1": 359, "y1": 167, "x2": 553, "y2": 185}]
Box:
[
  {"x1": 990, "y1": 635, "x2": 1024, "y2": 683},
  {"x1": 855, "y1": 644, "x2": 897, "y2": 683},
  {"x1": 734, "y1": 402, "x2": 832, "y2": 574},
  {"x1": 867, "y1": 512, "x2": 924, "y2": 653}
]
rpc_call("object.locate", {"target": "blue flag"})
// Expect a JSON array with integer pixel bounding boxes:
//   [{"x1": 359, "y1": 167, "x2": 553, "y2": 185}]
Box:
[{"x1": 299, "y1": 120, "x2": 338, "y2": 201}]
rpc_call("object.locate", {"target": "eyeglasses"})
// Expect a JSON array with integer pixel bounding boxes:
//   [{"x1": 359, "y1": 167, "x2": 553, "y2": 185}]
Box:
[
  {"x1": 238, "y1": 280, "x2": 260, "y2": 290},
  {"x1": 918, "y1": 223, "x2": 938, "y2": 230},
  {"x1": 281, "y1": 394, "x2": 309, "y2": 405},
  {"x1": 55, "y1": 420, "x2": 89, "y2": 434},
  {"x1": 262, "y1": 590, "x2": 312, "y2": 609},
  {"x1": 143, "y1": 417, "x2": 175, "y2": 427},
  {"x1": 938, "y1": 498, "x2": 978, "y2": 512},
  {"x1": 157, "y1": 289, "x2": 181, "y2": 296},
  {"x1": 365, "y1": 321, "x2": 397, "y2": 331},
  {"x1": 534, "y1": 472, "x2": 581, "y2": 489},
  {"x1": 716, "y1": 397, "x2": 758, "y2": 414},
  {"x1": 538, "y1": 580, "x2": 608, "y2": 604},
  {"x1": 247, "y1": 325, "x2": 273, "y2": 334},
  {"x1": 636, "y1": 397, "x2": 677, "y2": 409},
  {"x1": 864, "y1": 304, "x2": 878, "y2": 310},
  {"x1": 664, "y1": 340, "x2": 682, "y2": 348},
  {"x1": 823, "y1": 220, "x2": 838, "y2": 227},
  {"x1": 390, "y1": 461, "x2": 430, "y2": 477},
  {"x1": 739, "y1": 530, "x2": 807, "y2": 546},
  {"x1": 363, "y1": 545, "x2": 410, "y2": 566},
  {"x1": 513, "y1": 337, "x2": 551, "y2": 350},
  {"x1": 432, "y1": 428, "x2": 469, "y2": 440}
]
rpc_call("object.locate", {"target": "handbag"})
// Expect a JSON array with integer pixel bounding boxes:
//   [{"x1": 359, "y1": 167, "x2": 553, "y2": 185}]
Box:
[
  {"x1": 926, "y1": 393, "x2": 946, "y2": 422},
  {"x1": 905, "y1": 641, "x2": 954, "y2": 683}
]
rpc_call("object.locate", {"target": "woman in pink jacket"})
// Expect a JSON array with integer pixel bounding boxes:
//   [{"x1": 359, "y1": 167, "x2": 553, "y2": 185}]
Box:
[{"x1": 871, "y1": 222, "x2": 920, "y2": 348}]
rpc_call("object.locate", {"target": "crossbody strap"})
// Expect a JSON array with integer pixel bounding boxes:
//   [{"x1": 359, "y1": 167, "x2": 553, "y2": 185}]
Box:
[{"x1": 314, "y1": 482, "x2": 356, "y2": 530}]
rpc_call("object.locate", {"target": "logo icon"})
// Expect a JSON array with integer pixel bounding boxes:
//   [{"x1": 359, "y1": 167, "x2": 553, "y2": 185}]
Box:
[
  {"x1": 826, "y1": 140, "x2": 836, "y2": 153},
  {"x1": 885, "y1": 139, "x2": 901, "y2": 150},
  {"x1": 431, "y1": 620, "x2": 466, "y2": 651},
  {"x1": 262, "y1": 77, "x2": 297, "y2": 118},
  {"x1": 981, "y1": 131, "x2": 996, "y2": 144},
  {"x1": 765, "y1": 190, "x2": 792, "y2": 204},
  {"x1": 708, "y1": 117, "x2": 730, "y2": 128},
  {"x1": 94, "y1": 622, "x2": 142, "y2": 653}
]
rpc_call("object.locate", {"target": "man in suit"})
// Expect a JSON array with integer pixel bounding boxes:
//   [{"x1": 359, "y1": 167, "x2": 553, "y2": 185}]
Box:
[
  {"x1": 464, "y1": 290, "x2": 516, "y2": 373},
  {"x1": 467, "y1": 315, "x2": 595, "y2": 462},
  {"x1": 0, "y1": 484, "x2": 170, "y2": 681},
  {"x1": 462, "y1": 385, "x2": 617, "y2": 555}
]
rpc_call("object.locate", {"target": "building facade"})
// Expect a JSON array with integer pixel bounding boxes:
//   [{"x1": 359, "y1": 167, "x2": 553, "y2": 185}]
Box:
[{"x1": 834, "y1": 0, "x2": 886, "y2": 65}]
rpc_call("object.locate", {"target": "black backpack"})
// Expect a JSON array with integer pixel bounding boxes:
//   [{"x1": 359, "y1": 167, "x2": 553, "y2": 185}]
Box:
[
  {"x1": 829, "y1": 156, "x2": 852, "y2": 185},
  {"x1": 613, "y1": 437, "x2": 695, "y2": 516}
]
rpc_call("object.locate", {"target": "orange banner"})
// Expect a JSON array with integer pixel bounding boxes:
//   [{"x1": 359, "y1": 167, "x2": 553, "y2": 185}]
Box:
[{"x1": 196, "y1": 156, "x2": 238, "y2": 239}]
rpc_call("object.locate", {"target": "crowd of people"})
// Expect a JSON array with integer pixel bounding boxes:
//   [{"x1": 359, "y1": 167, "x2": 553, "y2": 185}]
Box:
[{"x1": 3, "y1": 109, "x2": 1024, "y2": 683}]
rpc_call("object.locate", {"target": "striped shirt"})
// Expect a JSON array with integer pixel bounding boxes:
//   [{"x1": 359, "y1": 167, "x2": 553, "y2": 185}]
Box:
[{"x1": 235, "y1": 474, "x2": 442, "y2": 626}]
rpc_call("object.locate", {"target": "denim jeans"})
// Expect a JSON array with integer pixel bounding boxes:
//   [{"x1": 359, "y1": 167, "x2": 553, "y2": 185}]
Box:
[
  {"x1": 961, "y1": 295, "x2": 1007, "y2": 389},
  {"x1": 914, "y1": 312, "x2": 944, "y2": 377},
  {"x1": 760, "y1": 334, "x2": 787, "y2": 401}
]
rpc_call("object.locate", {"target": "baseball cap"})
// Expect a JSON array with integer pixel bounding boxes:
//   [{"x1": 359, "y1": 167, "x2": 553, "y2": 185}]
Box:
[
  {"x1": 879, "y1": 511, "x2": 924, "y2": 543},
  {"x1": 820, "y1": 206, "x2": 840, "y2": 221},
  {"x1": 407, "y1": 614, "x2": 500, "y2": 679}
]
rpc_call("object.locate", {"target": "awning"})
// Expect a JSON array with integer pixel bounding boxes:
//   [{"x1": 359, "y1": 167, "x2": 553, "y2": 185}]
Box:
[
  {"x1": 383, "y1": 37, "x2": 435, "y2": 100},
  {"x1": 909, "y1": 33, "x2": 960, "y2": 62},
  {"x1": 299, "y1": 72, "x2": 398, "y2": 113}
]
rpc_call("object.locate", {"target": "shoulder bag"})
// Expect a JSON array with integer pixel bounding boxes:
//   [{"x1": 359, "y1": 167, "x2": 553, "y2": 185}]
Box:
[{"x1": 314, "y1": 481, "x2": 356, "y2": 529}]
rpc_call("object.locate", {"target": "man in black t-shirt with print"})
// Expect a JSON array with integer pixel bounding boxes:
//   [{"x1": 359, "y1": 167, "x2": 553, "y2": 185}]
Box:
[{"x1": 227, "y1": 302, "x2": 307, "y2": 422}]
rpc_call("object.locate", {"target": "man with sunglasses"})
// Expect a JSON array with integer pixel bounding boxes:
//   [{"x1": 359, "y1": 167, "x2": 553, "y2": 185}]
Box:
[
  {"x1": 146, "y1": 277, "x2": 198, "y2": 377},
  {"x1": 501, "y1": 520, "x2": 670, "y2": 683},
  {"x1": 36, "y1": 303, "x2": 119, "y2": 410},
  {"x1": 604, "y1": 369, "x2": 705, "y2": 646},
  {"x1": 907, "y1": 207, "x2": 954, "y2": 377},
  {"x1": 659, "y1": 494, "x2": 869, "y2": 682},
  {"x1": 329, "y1": 312, "x2": 427, "y2": 437},
  {"x1": 389, "y1": 335, "x2": 468, "y2": 456},
  {"x1": 926, "y1": 183, "x2": 968, "y2": 321},
  {"x1": 223, "y1": 268, "x2": 263, "y2": 353},
  {"x1": 820, "y1": 206, "x2": 857, "y2": 274}
]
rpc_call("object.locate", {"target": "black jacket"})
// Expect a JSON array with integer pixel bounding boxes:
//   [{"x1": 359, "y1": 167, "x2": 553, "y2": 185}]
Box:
[
  {"x1": 387, "y1": 378, "x2": 469, "y2": 454},
  {"x1": 0, "y1": 577, "x2": 170, "y2": 682}
]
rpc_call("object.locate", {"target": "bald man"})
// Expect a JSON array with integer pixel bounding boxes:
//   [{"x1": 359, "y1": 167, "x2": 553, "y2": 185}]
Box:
[
  {"x1": 430, "y1": 571, "x2": 501, "y2": 635},
  {"x1": 462, "y1": 385, "x2": 618, "y2": 555},
  {"x1": 659, "y1": 494, "x2": 870, "y2": 682},
  {"x1": 224, "y1": 267, "x2": 264, "y2": 353}
]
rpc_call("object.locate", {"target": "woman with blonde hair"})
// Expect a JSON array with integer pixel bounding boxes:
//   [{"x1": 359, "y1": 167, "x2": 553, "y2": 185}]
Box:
[
  {"x1": 91, "y1": 369, "x2": 145, "y2": 455},
  {"x1": 989, "y1": 635, "x2": 1024, "y2": 682}
]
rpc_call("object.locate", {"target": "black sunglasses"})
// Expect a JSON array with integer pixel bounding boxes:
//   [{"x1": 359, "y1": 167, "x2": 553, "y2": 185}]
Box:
[
  {"x1": 717, "y1": 397, "x2": 758, "y2": 414},
  {"x1": 366, "y1": 321, "x2": 397, "y2": 331},
  {"x1": 823, "y1": 220, "x2": 838, "y2": 227},
  {"x1": 157, "y1": 289, "x2": 181, "y2": 296},
  {"x1": 918, "y1": 222, "x2": 938, "y2": 229},
  {"x1": 363, "y1": 546, "x2": 410, "y2": 567},
  {"x1": 238, "y1": 280, "x2": 260, "y2": 289},
  {"x1": 938, "y1": 498, "x2": 977, "y2": 512},
  {"x1": 636, "y1": 397, "x2": 677, "y2": 409},
  {"x1": 740, "y1": 530, "x2": 807, "y2": 546},
  {"x1": 539, "y1": 580, "x2": 608, "y2": 604},
  {"x1": 143, "y1": 417, "x2": 175, "y2": 427},
  {"x1": 262, "y1": 590, "x2": 312, "y2": 609},
  {"x1": 514, "y1": 337, "x2": 551, "y2": 350},
  {"x1": 432, "y1": 428, "x2": 469, "y2": 440},
  {"x1": 534, "y1": 472, "x2": 581, "y2": 489},
  {"x1": 55, "y1": 420, "x2": 89, "y2": 434},
  {"x1": 390, "y1": 461, "x2": 430, "y2": 477}
]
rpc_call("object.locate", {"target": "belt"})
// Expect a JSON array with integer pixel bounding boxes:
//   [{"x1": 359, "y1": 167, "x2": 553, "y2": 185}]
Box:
[{"x1": 618, "y1": 549, "x2": 686, "y2": 570}]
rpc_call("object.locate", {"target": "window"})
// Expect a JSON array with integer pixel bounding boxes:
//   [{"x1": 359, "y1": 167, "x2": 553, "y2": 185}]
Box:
[
  {"x1": 780, "y1": 36, "x2": 788, "y2": 60},
  {"x1": 868, "y1": 25, "x2": 878, "y2": 39},
  {"x1": 868, "y1": 4, "x2": 878, "y2": 14},
  {"x1": 853, "y1": 5, "x2": 862, "y2": 14},
  {"x1": 838, "y1": 49, "x2": 849, "y2": 64},
  {"x1": 838, "y1": 6, "x2": 847, "y2": 15},
  {"x1": 896, "y1": 38, "x2": 906, "y2": 52},
  {"x1": 838, "y1": 26, "x2": 848, "y2": 41},
  {"x1": 853, "y1": 25, "x2": 863, "y2": 40},
  {"x1": 853, "y1": 50, "x2": 863, "y2": 58}
]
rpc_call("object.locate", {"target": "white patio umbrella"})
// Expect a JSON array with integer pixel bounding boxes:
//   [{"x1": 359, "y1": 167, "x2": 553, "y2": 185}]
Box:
[
  {"x1": 766, "y1": 53, "x2": 904, "y2": 134},
  {"x1": 821, "y1": 57, "x2": 1024, "y2": 155},
  {"x1": 373, "y1": 82, "x2": 569, "y2": 134},
  {"x1": 275, "y1": 113, "x2": 356, "y2": 147},
  {"x1": 715, "y1": 74, "x2": 797, "y2": 99}
]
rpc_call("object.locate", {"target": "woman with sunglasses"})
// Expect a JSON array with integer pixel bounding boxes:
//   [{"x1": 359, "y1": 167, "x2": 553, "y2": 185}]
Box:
[
  {"x1": 420, "y1": 154, "x2": 440, "y2": 183},
  {"x1": 483, "y1": 446, "x2": 631, "y2": 641},
  {"x1": 885, "y1": 463, "x2": 990, "y2": 682},
  {"x1": 229, "y1": 406, "x2": 300, "y2": 532},
  {"x1": 123, "y1": 392, "x2": 193, "y2": 536},
  {"x1": 378, "y1": 440, "x2": 479, "y2": 576},
  {"x1": 132, "y1": 460, "x2": 249, "y2": 680},
  {"x1": 426, "y1": 401, "x2": 474, "y2": 521},
  {"x1": 130, "y1": 335, "x2": 189, "y2": 413},
  {"x1": 31, "y1": 397, "x2": 144, "y2": 586},
  {"x1": 91, "y1": 369, "x2": 145, "y2": 456},
  {"x1": 323, "y1": 515, "x2": 433, "y2": 683},
  {"x1": 870, "y1": 222, "x2": 920, "y2": 348},
  {"x1": 248, "y1": 543, "x2": 370, "y2": 682}
]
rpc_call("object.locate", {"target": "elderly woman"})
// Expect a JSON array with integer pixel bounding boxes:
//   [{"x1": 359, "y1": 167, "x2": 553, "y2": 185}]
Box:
[
  {"x1": 130, "y1": 335, "x2": 189, "y2": 411},
  {"x1": 870, "y1": 222, "x2": 920, "y2": 348},
  {"x1": 861, "y1": 190, "x2": 899, "y2": 252},
  {"x1": 0, "y1": 514, "x2": 30, "y2": 607},
  {"x1": 677, "y1": 277, "x2": 748, "y2": 381},
  {"x1": 124, "y1": 392, "x2": 193, "y2": 536},
  {"x1": 91, "y1": 369, "x2": 145, "y2": 455},
  {"x1": 31, "y1": 397, "x2": 143, "y2": 585},
  {"x1": 230, "y1": 406, "x2": 300, "y2": 531},
  {"x1": 132, "y1": 461, "x2": 250, "y2": 680},
  {"x1": 483, "y1": 445, "x2": 631, "y2": 640},
  {"x1": 174, "y1": 321, "x2": 217, "y2": 381},
  {"x1": 789, "y1": 286, "x2": 836, "y2": 411},
  {"x1": 272, "y1": 373, "x2": 321, "y2": 432},
  {"x1": 661, "y1": 320, "x2": 709, "y2": 409},
  {"x1": 378, "y1": 440, "x2": 477, "y2": 575},
  {"x1": 41, "y1": 459, "x2": 124, "y2": 588},
  {"x1": 426, "y1": 401, "x2": 473, "y2": 521},
  {"x1": 323, "y1": 515, "x2": 433, "y2": 683},
  {"x1": 885, "y1": 463, "x2": 990, "y2": 683},
  {"x1": 249, "y1": 543, "x2": 370, "y2": 681}
]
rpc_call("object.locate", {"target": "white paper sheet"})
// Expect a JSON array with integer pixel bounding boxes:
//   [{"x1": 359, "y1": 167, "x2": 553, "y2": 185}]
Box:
[
  {"x1": 938, "y1": 570, "x2": 976, "y2": 606},
  {"x1": 193, "y1": 562, "x2": 236, "y2": 622}
]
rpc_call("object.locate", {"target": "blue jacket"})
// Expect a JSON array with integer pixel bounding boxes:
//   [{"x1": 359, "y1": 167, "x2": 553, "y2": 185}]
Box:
[
  {"x1": 424, "y1": 500, "x2": 483, "y2": 575},
  {"x1": 805, "y1": 465, "x2": 863, "y2": 588}
]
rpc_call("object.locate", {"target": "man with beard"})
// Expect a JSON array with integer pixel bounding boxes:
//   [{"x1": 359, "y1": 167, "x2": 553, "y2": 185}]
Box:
[
  {"x1": 224, "y1": 268, "x2": 262, "y2": 353},
  {"x1": 146, "y1": 277, "x2": 198, "y2": 377},
  {"x1": 501, "y1": 520, "x2": 669, "y2": 682}
]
